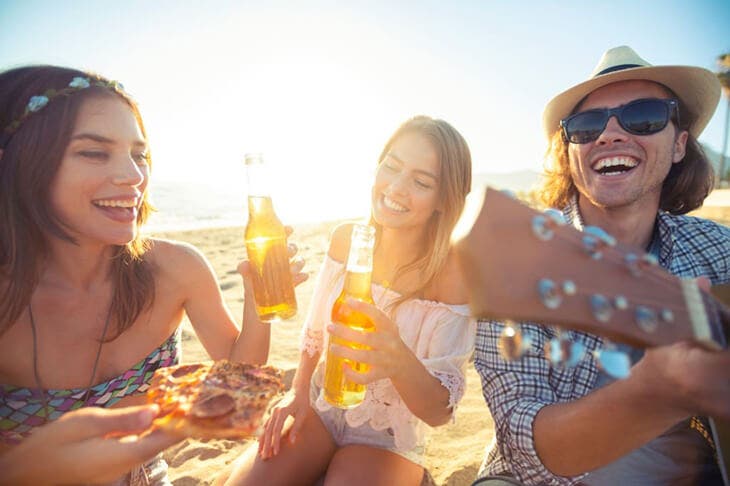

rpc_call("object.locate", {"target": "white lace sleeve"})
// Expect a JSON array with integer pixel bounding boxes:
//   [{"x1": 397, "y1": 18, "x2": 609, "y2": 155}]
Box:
[
  {"x1": 419, "y1": 304, "x2": 475, "y2": 415},
  {"x1": 299, "y1": 255, "x2": 343, "y2": 357},
  {"x1": 431, "y1": 370, "x2": 466, "y2": 410}
]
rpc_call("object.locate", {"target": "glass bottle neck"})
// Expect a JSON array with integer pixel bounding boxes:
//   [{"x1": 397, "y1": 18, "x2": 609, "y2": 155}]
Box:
[
  {"x1": 245, "y1": 156, "x2": 271, "y2": 197},
  {"x1": 343, "y1": 225, "x2": 375, "y2": 300},
  {"x1": 248, "y1": 195, "x2": 276, "y2": 217},
  {"x1": 342, "y1": 269, "x2": 372, "y2": 300}
]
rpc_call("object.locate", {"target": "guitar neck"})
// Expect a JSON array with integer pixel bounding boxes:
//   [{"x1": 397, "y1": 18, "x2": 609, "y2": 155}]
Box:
[{"x1": 457, "y1": 188, "x2": 729, "y2": 351}]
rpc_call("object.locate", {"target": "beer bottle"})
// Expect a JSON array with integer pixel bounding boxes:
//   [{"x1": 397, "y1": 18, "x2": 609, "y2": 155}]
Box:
[
  {"x1": 244, "y1": 153, "x2": 297, "y2": 322},
  {"x1": 323, "y1": 223, "x2": 376, "y2": 408}
]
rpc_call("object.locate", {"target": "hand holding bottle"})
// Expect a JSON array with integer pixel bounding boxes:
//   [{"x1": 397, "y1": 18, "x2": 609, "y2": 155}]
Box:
[
  {"x1": 244, "y1": 153, "x2": 298, "y2": 322},
  {"x1": 238, "y1": 226, "x2": 308, "y2": 293},
  {"x1": 326, "y1": 298, "x2": 413, "y2": 384}
]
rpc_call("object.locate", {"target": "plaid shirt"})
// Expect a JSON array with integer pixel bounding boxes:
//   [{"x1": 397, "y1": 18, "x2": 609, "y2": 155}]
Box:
[{"x1": 474, "y1": 199, "x2": 730, "y2": 485}]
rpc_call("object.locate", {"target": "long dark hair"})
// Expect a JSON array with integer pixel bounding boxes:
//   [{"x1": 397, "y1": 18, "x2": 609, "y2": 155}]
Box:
[{"x1": 0, "y1": 65, "x2": 155, "y2": 338}]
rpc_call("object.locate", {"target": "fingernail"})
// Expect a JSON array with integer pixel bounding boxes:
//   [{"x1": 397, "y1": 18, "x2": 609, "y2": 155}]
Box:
[
  {"x1": 138, "y1": 406, "x2": 158, "y2": 425},
  {"x1": 327, "y1": 324, "x2": 334, "y2": 331}
]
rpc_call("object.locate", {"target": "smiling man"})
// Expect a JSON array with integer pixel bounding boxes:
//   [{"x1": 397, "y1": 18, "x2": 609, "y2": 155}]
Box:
[{"x1": 473, "y1": 46, "x2": 730, "y2": 485}]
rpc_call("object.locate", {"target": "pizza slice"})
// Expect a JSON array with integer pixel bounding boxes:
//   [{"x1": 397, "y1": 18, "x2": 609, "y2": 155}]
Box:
[{"x1": 146, "y1": 360, "x2": 285, "y2": 439}]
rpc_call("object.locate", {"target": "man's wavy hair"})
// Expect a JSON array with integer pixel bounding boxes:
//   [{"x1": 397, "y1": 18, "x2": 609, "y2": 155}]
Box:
[
  {"x1": 540, "y1": 88, "x2": 715, "y2": 214},
  {"x1": 0, "y1": 65, "x2": 155, "y2": 338}
]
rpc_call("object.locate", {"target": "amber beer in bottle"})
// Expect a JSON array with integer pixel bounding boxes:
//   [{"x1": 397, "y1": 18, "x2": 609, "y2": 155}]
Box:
[
  {"x1": 244, "y1": 153, "x2": 297, "y2": 322},
  {"x1": 323, "y1": 224, "x2": 376, "y2": 408}
]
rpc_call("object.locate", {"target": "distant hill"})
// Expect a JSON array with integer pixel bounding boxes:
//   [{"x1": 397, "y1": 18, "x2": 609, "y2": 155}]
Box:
[{"x1": 472, "y1": 170, "x2": 543, "y2": 193}]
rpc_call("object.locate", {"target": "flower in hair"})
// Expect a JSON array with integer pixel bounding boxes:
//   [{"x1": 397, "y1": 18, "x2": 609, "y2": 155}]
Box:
[
  {"x1": 2, "y1": 75, "x2": 126, "y2": 137},
  {"x1": 27, "y1": 95, "x2": 50, "y2": 112},
  {"x1": 68, "y1": 77, "x2": 91, "y2": 89}
]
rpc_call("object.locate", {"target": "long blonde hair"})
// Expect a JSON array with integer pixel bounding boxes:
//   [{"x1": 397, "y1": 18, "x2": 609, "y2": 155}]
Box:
[{"x1": 372, "y1": 116, "x2": 471, "y2": 306}]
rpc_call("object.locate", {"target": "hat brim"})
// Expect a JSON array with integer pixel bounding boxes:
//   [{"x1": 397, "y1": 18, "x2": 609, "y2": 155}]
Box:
[{"x1": 542, "y1": 65, "x2": 721, "y2": 140}]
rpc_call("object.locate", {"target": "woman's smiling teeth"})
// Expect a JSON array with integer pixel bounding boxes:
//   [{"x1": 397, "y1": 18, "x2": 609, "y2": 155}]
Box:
[
  {"x1": 592, "y1": 156, "x2": 638, "y2": 176},
  {"x1": 383, "y1": 195, "x2": 408, "y2": 213},
  {"x1": 93, "y1": 199, "x2": 137, "y2": 208}
]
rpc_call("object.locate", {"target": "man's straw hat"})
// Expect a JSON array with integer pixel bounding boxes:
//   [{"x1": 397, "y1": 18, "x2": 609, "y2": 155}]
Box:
[{"x1": 542, "y1": 45, "x2": 721, "y2": 140}]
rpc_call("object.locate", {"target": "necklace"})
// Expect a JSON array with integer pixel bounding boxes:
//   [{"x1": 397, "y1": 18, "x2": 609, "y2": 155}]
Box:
[{"x1": 29, "y1": 301, "x2": 113, "y2": 424}]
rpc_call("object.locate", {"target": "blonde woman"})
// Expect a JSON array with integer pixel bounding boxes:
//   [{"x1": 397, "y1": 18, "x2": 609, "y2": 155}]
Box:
[{"x1": 222, "y1": 116, "x2": 475, "y2": 486}]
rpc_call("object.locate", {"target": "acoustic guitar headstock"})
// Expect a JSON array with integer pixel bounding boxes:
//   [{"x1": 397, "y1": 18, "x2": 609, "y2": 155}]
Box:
[{"x1": 456, "y1": 187, "x2": 728, "y2": 352}]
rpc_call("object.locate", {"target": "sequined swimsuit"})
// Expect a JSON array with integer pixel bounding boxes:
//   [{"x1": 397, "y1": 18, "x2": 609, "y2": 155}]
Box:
[{"x1": 0, "y1": 328, "x2": 180, "y2": 444}]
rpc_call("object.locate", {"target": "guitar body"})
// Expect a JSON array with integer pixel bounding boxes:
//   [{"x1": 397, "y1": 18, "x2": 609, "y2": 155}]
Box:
[{"x1": 458, "y1": 187, "x2": 730, "y2": 485}]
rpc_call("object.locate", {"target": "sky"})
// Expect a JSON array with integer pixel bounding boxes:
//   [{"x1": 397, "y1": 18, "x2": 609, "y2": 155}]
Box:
[{"x1": 1, "y1": 0, "x2": 729, "y2": 224}]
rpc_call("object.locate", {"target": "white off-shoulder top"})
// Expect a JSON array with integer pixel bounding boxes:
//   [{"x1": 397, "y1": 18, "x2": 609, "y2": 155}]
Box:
[{"x1": 300, "y1": 255, "x2": 475, "y2": 452}]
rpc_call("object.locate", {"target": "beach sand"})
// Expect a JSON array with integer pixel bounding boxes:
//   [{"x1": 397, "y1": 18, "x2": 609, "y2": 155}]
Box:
[
  {"x1": 150, "y1": 189, "x2": 730, "y2": 486},
  {"x1": 151, "y1": 219, "x2": 492, "y2": 486}
]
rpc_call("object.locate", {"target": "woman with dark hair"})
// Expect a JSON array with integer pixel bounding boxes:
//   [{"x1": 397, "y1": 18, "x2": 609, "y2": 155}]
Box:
[{"x1": 0, "y1": 65, "x2": 306, "y2": 485}]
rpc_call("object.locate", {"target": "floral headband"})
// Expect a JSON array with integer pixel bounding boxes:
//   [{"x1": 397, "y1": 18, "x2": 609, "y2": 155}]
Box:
[{"x1": 2, "y1": 76, "x2": 126, "y2": 137}]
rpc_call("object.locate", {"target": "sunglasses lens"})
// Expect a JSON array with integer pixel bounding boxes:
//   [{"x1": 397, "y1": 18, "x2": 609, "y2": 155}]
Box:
[
  {"x1": 565, "y1": 111, "x2": 607, "y2": 144},
  {"x1": 564, "y1": 99, "x2": 674, "y2": 144},
  {"x1": 621, "y1": 99, "x2": 670, "y2": 135}
]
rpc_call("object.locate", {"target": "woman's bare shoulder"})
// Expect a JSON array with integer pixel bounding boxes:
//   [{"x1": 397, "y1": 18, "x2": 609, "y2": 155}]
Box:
[
  {"x1": 144, "y1": 237, "x2": 210, "y2": 273},
  {"x1": 327, "y1": 221, "x2": 361, "y2": 263},
  {"x1": 426, "y1": 248, "x2": 469, "y2": 305}
]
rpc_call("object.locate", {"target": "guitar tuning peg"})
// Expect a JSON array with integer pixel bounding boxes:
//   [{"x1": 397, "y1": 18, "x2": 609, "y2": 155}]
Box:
[
  {"x1": 531, "y1": 209, "x2": 566, "y2": 241},
  {"x1": 614, "y1": 295, "x2": 629, "y2": 310},
  {"x1": 642, "y1": 254, "x2": 658, "y2": 266},
  {"x1": 538, "y1": 279, "x2": 562, "y2": 309},
  {"x1": 582, "y1": 226, "x2": 616, "y2": 260},
  {"x1": 593, "y1": 348, "x2": 631, "y2": 379},
  {"x1": 635, "y1": 305, "x2": 658, "y2": 333},
  {"x1": 660, "y1": 308, "x2": 674, "y2": 323},
  {"x1": 498, "y1": 321, "x2": 533, "y2": 361},
  {"x1": 562, "y1": 280, "x2": 577, "y2": 295},
  {"x1": 544, "y1": 208, "x2": 567, "y2": 225},
  {"x1": 624, "y1": 252, "x2": 659, "y2": 277},
  {"x1": 590, "y1": 294, "x2": 613, "y2": 322},
  {"x1": 545, "y1": 336, "x2": 586, "y2": 368}
]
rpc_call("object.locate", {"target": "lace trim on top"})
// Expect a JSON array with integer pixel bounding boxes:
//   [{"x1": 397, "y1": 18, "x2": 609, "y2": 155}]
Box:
[
  {"x1": 301, "y1": 256, "x2": 474, "y2": 452},
  {"x1": 302, "y1": 328, "x2": 323, "y2": 358},
  {"x1": 430, "y1": 370, "x2": 465, "y2": 410}
]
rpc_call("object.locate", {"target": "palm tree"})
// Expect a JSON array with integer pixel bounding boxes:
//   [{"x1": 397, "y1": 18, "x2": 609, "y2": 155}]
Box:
[{"x1": 718, "y1": 53, "x2": 730, "y2": 186}]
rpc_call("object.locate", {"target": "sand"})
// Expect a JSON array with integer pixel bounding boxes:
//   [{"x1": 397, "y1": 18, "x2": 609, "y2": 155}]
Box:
[
  {"x1": 150, "y1": 221, "x2": 492, "y2": 486},
  {"x1": 149, "y1": 188, "x2": 730, "y2": 486}
]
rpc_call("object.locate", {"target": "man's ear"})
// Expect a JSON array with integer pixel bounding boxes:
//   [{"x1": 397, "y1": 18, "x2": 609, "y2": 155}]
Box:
[{"x1": 672, "y1": 130, "x2": 688, "y2": 164}]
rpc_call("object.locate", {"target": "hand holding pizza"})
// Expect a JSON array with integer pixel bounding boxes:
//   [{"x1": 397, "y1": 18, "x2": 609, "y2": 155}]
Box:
[{"x1": 0, "y1": 405, "x2": 180, "y2": 485}]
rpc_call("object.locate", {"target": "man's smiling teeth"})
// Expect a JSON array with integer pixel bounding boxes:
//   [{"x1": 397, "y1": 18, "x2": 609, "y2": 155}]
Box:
[
  {"x1": 593, "y1": 156, "x2": 638, "y2": 175},
  {"x1": 94, "y1": 199, "x2": 137, "y2": 208},
  {"x1": 383, "y1": 196, "x2": 408, "y2": 212}
]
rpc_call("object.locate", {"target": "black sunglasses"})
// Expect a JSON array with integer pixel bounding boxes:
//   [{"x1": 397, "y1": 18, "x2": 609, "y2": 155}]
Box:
[{"x1": 560, "y1": 98, "x2": 680, "y2": 144}]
